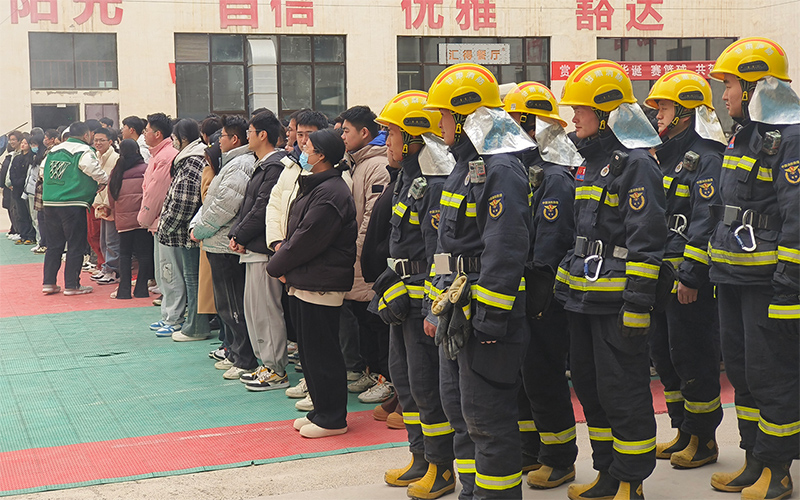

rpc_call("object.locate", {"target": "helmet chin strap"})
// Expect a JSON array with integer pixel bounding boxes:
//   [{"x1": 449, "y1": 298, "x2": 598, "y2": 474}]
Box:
[
  {"x1": 518, "y1": 113, "x2": 536, "y2": 134},
  {"x1": 592, "y1": 108, "x2": 612, "y2": 138},
  {"x1": 400, "y1": 130, "x2": 424, "y2": 159},
  {"x1": 452, "y1": 112, "x2": 468, "y2": 144},
  {"x1": 738, "y1": 78, "x2": 758, "y2": 123},
  {"x1": 660, "y1": 102, "x2": 694, "y2": 138}
]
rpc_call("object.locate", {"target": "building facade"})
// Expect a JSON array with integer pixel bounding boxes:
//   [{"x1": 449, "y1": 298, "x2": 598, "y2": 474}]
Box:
[{"x1": 2, "y1": 0, "x2": 798, "y2": 131}]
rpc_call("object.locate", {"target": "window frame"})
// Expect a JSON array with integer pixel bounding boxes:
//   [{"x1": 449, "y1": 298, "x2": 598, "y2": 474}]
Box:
[{"x1": 29, "y1": 32, "x2": 119, "y2": 91}]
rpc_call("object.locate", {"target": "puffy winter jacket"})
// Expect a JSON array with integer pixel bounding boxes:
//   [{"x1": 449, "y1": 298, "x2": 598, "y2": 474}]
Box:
[
  {"x1": 138, "y1": 139, "x2": 178, "y2": 233},
  {"x1": 190, "y1": 145, "x2": 255, "y2": 254},
  {"x1": 266, "y1": 156, "x2": 305, "y2": 251},
  {"x1": 109, "y1": 162, "x2": 147, "y2": 232},
  {"x1": 93, "y1": 146, "x2": 120, "y2": 220}
]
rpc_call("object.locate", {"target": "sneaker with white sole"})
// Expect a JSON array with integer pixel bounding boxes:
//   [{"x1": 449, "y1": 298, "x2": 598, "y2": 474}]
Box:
[
  {"x1": 214, "y1": 358, "x2": 234, "y2": 370},
  {"x1": 223, "y1": 366, "x2": 249, "y2": 380},
  {"x1": 9, "y1": 234, "x2": 21, "y2": 241},
  {"x1": 287, "y1": 351, "x2": 300, "y2": 364},
  {"x1": 286, "y1": 378, "x2": 308, "y2": 398},
  {"x1": 42, "y1": 284, "x2": 62, "y2": 295},
  {"x1": 299, "y1": 423, "x2": 347, "y2": 438},
  {"x1": 347, "y1": 370, "x2": 364, "y2": 382},
  {"x1": 295, "y1": 394, "x2": 314, "y2": 411},
  {"x1": 287, "y1": 341, "x2": 298, "y2": 354},
  {"x1": 245, "y1": 369, "x2": 290, "y2": 392},
  {"x1": 33, "y1": 245, "x2": 47, "y2": 254},
  {"x1": 6, "y1": 233, "x2": 18, "y2": 240},
  {"x1": 63, "y1": 285, "x2": 93, "y2": 296},
  {"x1": 293, "y1": 416, "x2": 311, "y2": 431},
  {"x1": 239, "y1": 365, "x2": 269, "y2": 383},
  {"x1": 172, "y1": 332, "x2": 209, "y2": 342},
  {"x1": 155, "y1": 323, "x2": 182, "y2": 337},
  {"x1": 209, "y1": 348, "x2": 227, "y2": 361},
  {"x1": 97, "y1": 273, "x2": 119, "y2": 285},
  {"x1": 348, "y1": 372, "x2": 378, "y2": 393},
  {"x1": 149, "y1": 320, "x2": 167, "y2": 331},
  {"x1": 90, "y1": 271, "x2": 105, "y2": 281},
  {"x1": 358, "y1": 375, "x2": 394, "y2": 403}
]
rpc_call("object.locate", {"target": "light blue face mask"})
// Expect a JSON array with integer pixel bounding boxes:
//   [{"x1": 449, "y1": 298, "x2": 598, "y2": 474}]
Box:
[
  {"x1": 299, "y1": 151, "x2": 315, "y2": 171},
  {"x1": 31, "y1": 146, "x2": 39, "y2": 153}
]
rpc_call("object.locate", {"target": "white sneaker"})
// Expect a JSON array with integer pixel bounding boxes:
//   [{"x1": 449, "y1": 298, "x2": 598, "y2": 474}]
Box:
[
  {"x1": 287, "y1": 341, "x2": 298, "y2": 354},
  {"x1": 214, "y1": 358, "x2": 234, "y2": 370},
  {"x1": 347, "y1": 370, "x2": 363, "y2": 382},
  {"x1": 299, "y1": 423, "x2": 347, "y2": 438},
  {"x1": 293, "y1": 416, "x2": 311, "y2": 430},
  {"x1": 347, "y1": 372, "x2": 377, "y2": 393},
  {"x1": 30, "y1": 244, "x2": 40, "y2": 252},
  {"x1": 6, "y1": 233, "x2": 17, "y2": 239},
  {"x1": 295, "y1": 394, "x2": 314, "y2": 411},
  {"x1": 223, "y1": 366, "x2": 249, "y2": 380},
  {"x1": 358, "y1": 375, "x2": 394, "y2": 403},
  {"x1": 239, "y1": 365, "x2": 269, "y2": 383},
  {"x1": 286, "y1": 378, "x2": 308, "y2": 398},
  {"x1": 9, "y1": 234, "x2": 20, "y2": 241}
]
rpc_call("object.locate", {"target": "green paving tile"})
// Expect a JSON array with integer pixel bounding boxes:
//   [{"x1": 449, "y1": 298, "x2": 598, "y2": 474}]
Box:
[{"x1": 0, "y1": 236, "x2": 45, "y2": 265}]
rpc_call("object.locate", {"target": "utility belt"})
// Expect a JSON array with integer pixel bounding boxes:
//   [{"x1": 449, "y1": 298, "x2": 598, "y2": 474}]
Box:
[
  {"x1": 710, "y1": 204, "x2": 780, "y2": 253},
  {"x1": 387, "y1": 258, "x2": 428, "y2": 279},
  {"x1": 574, "y1": 236, "x2": 629, "y2": 282},
  {"x1": 433, "y1": 253, "x2": 481, "y2": 275},
  {"x1": 667, "y1": 214, "x2": 689, "y2": 241}
]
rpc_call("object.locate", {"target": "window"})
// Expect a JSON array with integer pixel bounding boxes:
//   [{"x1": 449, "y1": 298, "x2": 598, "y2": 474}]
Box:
[
  {"x1": 29, "y1": 33, "x2": 118, "y2": 90},
  {"x1": 397, "y1": 37, "x2": 550, "y2": 92},
  {"x1": 597, "y1": 37, "x2": 737, "y2": 132},
  {"x1": 175, "y1": 34, "x2": 346, "y2": 120}
]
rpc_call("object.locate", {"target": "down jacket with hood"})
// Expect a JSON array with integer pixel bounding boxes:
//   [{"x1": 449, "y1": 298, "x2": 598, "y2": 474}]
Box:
[
  {"x1": 190, "y1": 144, "x2": 255, "y2": 254},
  {"x1": 109, "y1": 161, "x2": 147, "y2": 232}
]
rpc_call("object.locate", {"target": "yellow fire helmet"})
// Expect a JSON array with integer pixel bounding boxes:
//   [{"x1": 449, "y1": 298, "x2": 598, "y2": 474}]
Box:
[
  {"x1": 560, "y1": 59, "x2": 637, "y2": 113},
  {"x1": 645, "y1": 70, "x2": 714, "y2": 110},
  {"x1": 503, "y1": 81, "x2": 568, "y2": 128},
  {"x1": 375, "y1": 90, "x2": 442, "y2": 137},
  {"x1": 709, "y1": 37, "x2": 790, "y2": 83},
  {"x1": 424, "y1": 63, "x2": 504, "y2": 116}
]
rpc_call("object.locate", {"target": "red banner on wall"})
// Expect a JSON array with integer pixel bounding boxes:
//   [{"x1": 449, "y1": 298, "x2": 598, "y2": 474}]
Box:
[{"x1": 552, "y1": 60, "x2": 717, "y2": 81}]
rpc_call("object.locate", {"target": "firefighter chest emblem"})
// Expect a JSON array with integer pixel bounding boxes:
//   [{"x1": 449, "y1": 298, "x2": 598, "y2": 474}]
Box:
[
  {"x1": 542, "y1": 200, "x2": 559, "y2": 222},
  {"x1": 488, "y1": 192, "x2": 504, "y2": 219},
  {"x1": 430, "y1": 209, "x2": 441, "y2": 230},
  {"x1": 781, "y1": 159, "x2": 800, "y2": 184},
  {"x1": 697, "y1": 178, "x2": 716, "y2": 199},
  {"x1": 628, "y1": 187, "x2": 646, "y2": 211}
]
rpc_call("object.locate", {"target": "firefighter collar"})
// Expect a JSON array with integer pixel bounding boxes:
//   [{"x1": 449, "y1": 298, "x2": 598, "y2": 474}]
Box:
[
  {"x1": 694, "y1": 105, "x2": 728, "y2": 145},
  {"x1": 535, "y1": 116, "x2": 584, "y2": 167},
  {"x1": 608, "y1": 102, "x2": 662, "y2": 149},
  {"x1": 419, "y1": 133, "x2": 456, "y2": 177},
  {"x1": 463, "y1": 106, "x2": 536, "y2": 156},
  {"x1": 749, "y1": 76, "x2": 800, "y2": 125}
]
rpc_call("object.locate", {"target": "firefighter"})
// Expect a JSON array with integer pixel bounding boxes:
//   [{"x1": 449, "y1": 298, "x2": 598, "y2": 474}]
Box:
[
  {"x1": 554, "y1": 59, "x2": 667, "y2": 500},
  {"x1": 504, "y1": 81, "x2": 581, "y2": 489},
  {"x1": 643, "y1": 69, "x2": 726, "y2": 469},
  {"x1": 372, "y1": 90, "x2": 457, "y2": 499},
  {"x1": 706, "y1": 37, "x2": 799, "y2": 500},
  {"x1": 422, "y1": 63, "x2": 533, "y2": 500}
]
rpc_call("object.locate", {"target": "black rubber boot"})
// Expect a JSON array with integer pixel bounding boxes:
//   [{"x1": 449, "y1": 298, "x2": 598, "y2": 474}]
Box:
[
  {"x1": 385, "y1": 453, "x2": 428, "y2": 487},
  {"x1": 527, "y1": 464, "x2": 576, "y2": 489},
  {"x1": 613, "y1": 481, "x2": 644, "y2": 500},
  {"x1": 670, "y1": 435, "x2": 718, "y2": 469},
  {"x1": 567, "y1": 471, "x2": 620, "y2": 500},
  {"x1": 655, "y1": 429, "x2": 690, "y2": 459},
  {"x1": 741, "y1": 462, "x2": 793, "y2": 500},
  {"x1": 407, "y1": 462, "x2": 456, "y2": 499},
  {"x1": 711, "y1": 450, "x2": 764, "y2": 492}
]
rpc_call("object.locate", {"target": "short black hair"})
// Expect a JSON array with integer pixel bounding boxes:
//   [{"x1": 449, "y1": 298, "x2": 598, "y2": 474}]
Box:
[
  {"x1": 249, "y1": 111, "x2": 282, "y2": 147},
  {"x1": 296, "y1": 110, "x2": 329, "y2": 131},
  {"x1": 8, "y1": 130, "x2": 23, "y2": 141},
  {"x1": 147, "y1": 113, "x2": 173, "y2": 140},
  {"x1": 251, "y1": 107, "x2": 269, "y2": 118},
  {"x1": 69, "y1": 121, "x2": 90, "y2": 138},
  {"x1": 99, "y1": 117, "x2": 114, "y2": 127},
  {"x1": 222, "y1": 115, "x2": 248, "y2": 145},
  {"x1": 341, "y1": 105, "x2": 379, "y2": 139},
  {"x1": 28, "y1": 134, "x2": 44, "y2": 147},
  {"x1": 122, "y1": 116, "x2": 145, "y2": 135},
  {"x1": 173, "y1": 119, "x2": 200, "y2": 145},
  {"x1": 56, "y1": 125, "x2": 67, "y2": 135},
  {"x1": 94, "y1": 127, "x2": 117, "y2": 142},
  {"x1": 45, "y1": 129, "x2": 59, "y2": 140},
  {"x1": 289, "y1": 108, "x2": 311, "y2": 124},
  {"x1": 200, "y1": 116, "x2": 223, "y2": 138},
  {"x1": 333, "y1": 115, "x2": 344, "y2": 125},
  {"x1": 85, "y1": 119, "x2": 103, "y2": 133},
  {"x1": 308, "y1": 128, "x2": 346, "y2": 167}
]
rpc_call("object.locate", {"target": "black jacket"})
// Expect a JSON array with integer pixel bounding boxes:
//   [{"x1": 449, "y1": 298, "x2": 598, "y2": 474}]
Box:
[
  {"x1": 0, "y1": 154, "x2": 12, "y2": 209},
  {"x1": 9, "y1": 152, "x2": 33, "y2": 195},
  {"x1": 267, "y1": 167, "x2": 357, "y2": 292},
  {"x1": 229, "y1": 149, "x2": 288, "y2": 255},
  {"x1": 361, "y1": 165, "x2": 399, "y2": 283}
]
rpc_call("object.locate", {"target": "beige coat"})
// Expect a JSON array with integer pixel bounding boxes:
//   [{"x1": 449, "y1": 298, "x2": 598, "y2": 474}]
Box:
[
  {"x1": 343, "y1": 144, "x2": 390, "y2": 302},
  {"x1": 197, "y1": 165, "x2": 216, "y2": 315},
  {"x1": 93, "y1": 146, "x2": 119, "y2": 220}
]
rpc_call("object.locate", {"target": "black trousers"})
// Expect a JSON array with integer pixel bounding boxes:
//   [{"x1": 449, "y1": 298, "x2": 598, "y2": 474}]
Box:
[
  {"x1": 13, "y1": 194, "x2": 35, "y2": 241},
  {"x1": 349, "y1": 299, "x2": 390, "y2": 379},
  {"x1": 116, "y1": 229, "x2": 154, "y2": 299},
  {"x1": 439, "y1": 315, "x2": 528, "y2": 500},
  {"x1": 718, "y1": 284, "x2": 800, "y2": 464},
  {"x1": 388, "y1": 306, "x2": 454, "y2": 465},
  {"x1": 42, "y1": 206, "x2": 87, "y2": 289},
  {"x1": 288, "y1": 295, "x2": 348, "y2": 430},
  {"x1": 206, "y1": 252, "x2": 257, "y2": 370},
  {"x1": 649, "y1": 283, "x2": 722, "y2": 437},
  {"x1": 521, "y1": 302, "x2": 578, "y2": 469},
  {"x1": 568, "y1": 311, "x2": 656, "y2": 483}
]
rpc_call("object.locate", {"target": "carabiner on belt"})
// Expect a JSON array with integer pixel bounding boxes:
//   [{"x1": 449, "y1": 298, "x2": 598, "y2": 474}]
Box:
[
  {"x1": 734, "y1": 210, "x2": 758, "y2": 252},
  {"x1": 584, "y1": 255, "x2": 603, "y2": 282}
]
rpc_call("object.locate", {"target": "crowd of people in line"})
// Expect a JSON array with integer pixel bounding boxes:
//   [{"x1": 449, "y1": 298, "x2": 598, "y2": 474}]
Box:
[{"x1": 2, "y1": 36, "x2": 797, "y2": 500}]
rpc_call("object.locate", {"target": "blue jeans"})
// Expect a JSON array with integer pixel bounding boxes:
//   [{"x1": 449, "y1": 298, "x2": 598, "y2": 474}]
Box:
[{"x1": 100, "y1": 219, "x2": 120, "y2": 275}]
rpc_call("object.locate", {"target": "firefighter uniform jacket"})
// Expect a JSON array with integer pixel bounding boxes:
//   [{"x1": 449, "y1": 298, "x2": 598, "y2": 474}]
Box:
[
  {"x1": 708, "y1": 122, "x2": 800, "y2": 299},
  {"x1": 427, "y1": 138, "x2": 531, "y2": 340},
  {"x1": 517, "y1": 148, "x2": 576, "y2": 271},
  {"x1": 388, "y1": 151, "x2": 446, "y2": 315},
  {"x1": 656, "y1": 127, "x2": 724, "y2": 289},
  {"x1": 555, "y1": 133, "x2": 667, "y2": 315}
]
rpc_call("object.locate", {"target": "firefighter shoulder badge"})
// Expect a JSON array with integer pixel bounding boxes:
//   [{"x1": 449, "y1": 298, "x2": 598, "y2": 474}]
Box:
[
  {"x1": 542, "y1": 199, "x2": 559, "y2": 222},
  {"x1": 781, "y1": 159, "x2": 800, "y2": 185},
  {"x1": 429, "y1": 209, "x2": 441, "y2": 229},
  {"x1": 628, "y1": 186, "x2": 646, "y2": 211},
  {"x1": 488, "y1": 192, "x2": 504, "y2": 219},
  {"x1": 696, "y1": 178, "x2": 716, "y2": 199}
]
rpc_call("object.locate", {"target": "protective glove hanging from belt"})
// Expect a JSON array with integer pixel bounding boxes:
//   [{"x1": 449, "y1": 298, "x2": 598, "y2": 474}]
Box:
[
  {"x1": 618, "y1": 302, "x2": 652, "y2": 337},
  {"x1": 431, "y1": 274, "x2": 472, "y2": 360},
  {"x1": 372, "y1": 268, "x2": 411, "y2": 326}
]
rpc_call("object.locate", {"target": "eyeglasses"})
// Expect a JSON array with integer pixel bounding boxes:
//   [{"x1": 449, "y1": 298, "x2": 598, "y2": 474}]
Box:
[
  {"x1": 219, "y1": 134, "x2": 233, "y2": 139},
  {"x1": 246, "y1": 129, "x2": 264, "y2": 136}
]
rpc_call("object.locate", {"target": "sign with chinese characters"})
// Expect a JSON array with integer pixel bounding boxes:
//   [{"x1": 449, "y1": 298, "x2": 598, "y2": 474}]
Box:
[
  {"x1": 439, "y1": 43, "x2": 510, "y2": 65},
  {"x1": 576, "y1": 0, "x2": 664, "y2": 31},
  {"x1": 552, "y1": 60, "x2": 717, "y2": 81},
  {"x1": 401, "y1": 0, "x2": 496, "y2": 31}
]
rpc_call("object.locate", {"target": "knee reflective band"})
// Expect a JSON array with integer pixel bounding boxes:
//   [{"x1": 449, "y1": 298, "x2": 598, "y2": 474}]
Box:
[
  {"x1": 625, "y1": 262, "x2": 660, "y2": 280},
  {"x1": 758, "y1": 417, "x2": 800, "y2": 437},
  {"x1": 475, "y1": 471, "x2": 523, "y2": 491},
  {"x1": 404, "y1": 412, "x2": 421, "y2": 426},
  {"x1": 664, "y1": 390, "x2": 685, "y2": 404},
  {"x1": 421, "y1": 421, "x2": 455, "y2": 437},
  {"x1": 768, "y1": 304, "x2": 800, "y2": 319},
  {"x1": 540, "y1": 426, "x2": 578, "y2": 445},
  {"x1": 456, "y1": 458, "x2": 477, "y2": 474},
  {"x1": 588, "y1": 427, "x2": 614, "y2": 442},
  {"x1": 684, "y1": 396, "x2": 721, "y2": 414},
  {"x1": 519, "y1": 420, "x2": 538, "y2": 432},
  {"x1": 613, "y1": 437, "x2": 656, "y2": 454},
  {"x1": 736, "y1": 405, "x2": 761, "y2": 422}
]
